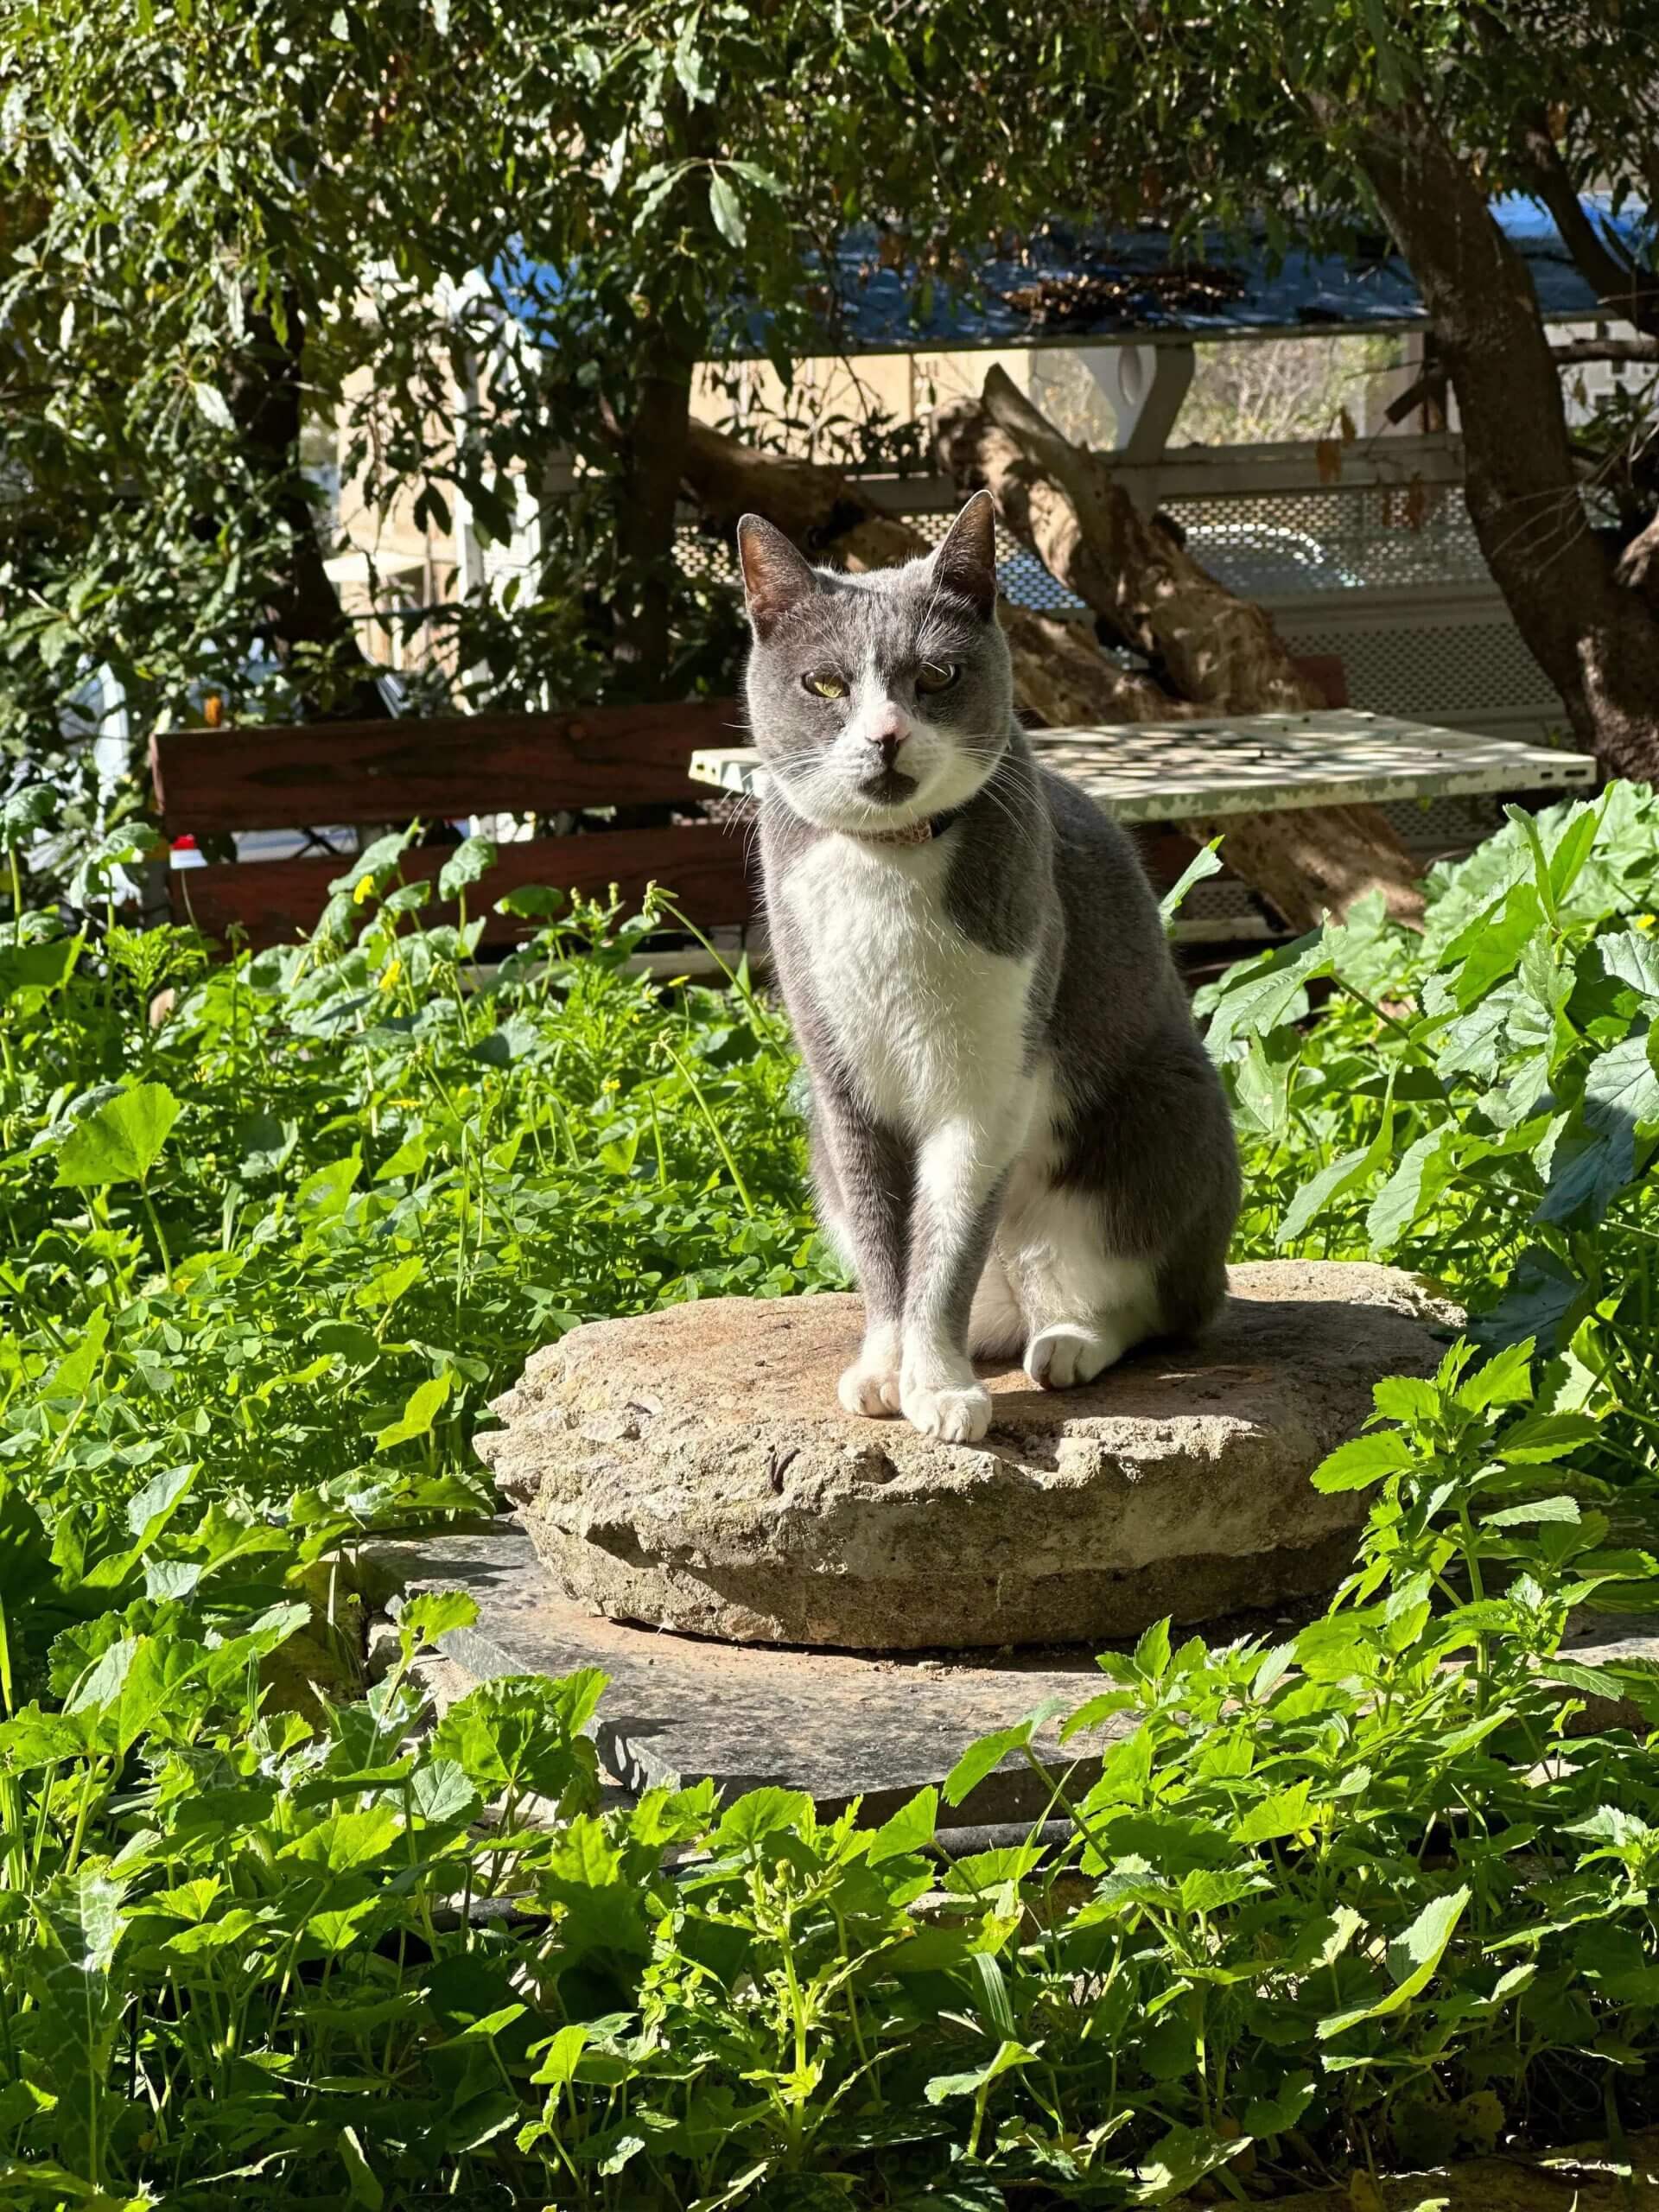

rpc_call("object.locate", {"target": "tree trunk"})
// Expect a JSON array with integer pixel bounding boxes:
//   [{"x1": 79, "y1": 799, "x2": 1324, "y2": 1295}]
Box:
[
  {"x1": 681, "y1": 422, "x2": 1189, "y2": 723},
  {"x1": 607, "y1": 98, "x2": 716, "y2": 701},
  {"x1": 937, "y1": 368, "x2": 1319, "y2": 711},
  {"x1": 1344, "y1": 99, "x2": 1659, "y2": 781},
  {"x1": 613, "y1": 332, "x2": 697, "y2": 697},
  {"x1": 229, "y1": 291, "x2": 388, "y2": 723},
  {"x1": 933, "y1": 372, "x2": 1426, "y2": 930}
]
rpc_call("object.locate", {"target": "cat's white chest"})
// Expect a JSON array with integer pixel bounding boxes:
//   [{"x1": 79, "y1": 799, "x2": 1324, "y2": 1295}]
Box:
[{"x1": 782, "y1": 835, "x2": 1033, "y2": 1133}]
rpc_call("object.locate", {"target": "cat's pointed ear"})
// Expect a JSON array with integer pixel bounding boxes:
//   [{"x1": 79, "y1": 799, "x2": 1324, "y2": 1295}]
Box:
[
  {"x1": 931, "y1": 490, "x2": 998, "y2": 620},
  {"x1": 737, "y1": 516, "x2": 817, "y2": 639}
]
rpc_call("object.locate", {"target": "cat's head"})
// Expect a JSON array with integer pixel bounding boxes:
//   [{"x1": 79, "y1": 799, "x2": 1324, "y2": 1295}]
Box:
[{"x1": 736, "y1": 492, "x2": 1013, "y2": 834}]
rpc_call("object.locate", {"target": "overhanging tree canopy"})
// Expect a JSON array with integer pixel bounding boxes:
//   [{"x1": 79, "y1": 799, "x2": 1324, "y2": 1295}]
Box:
[{"x1": 3, "y1": 0, "x2": 1655, "y2": 874}]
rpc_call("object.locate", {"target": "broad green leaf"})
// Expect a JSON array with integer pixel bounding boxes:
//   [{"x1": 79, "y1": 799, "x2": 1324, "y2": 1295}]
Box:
[
  {"x1": 1370, "y1": 1374, "x2": 1440, "y2": 1425},
  {"x1": 1233, "y1": 1782, "x2": 1314, "y2": 1844},
  {"x1": 942, "y1": 1701, "x2": 1064, "y2": 1807},
  {"x1": 190, "y1": 380, "x2": 235, "y2": 431},
  {"x1": 409, "y1": 1758, "x2": 481, "y2": 1827},
  {"x1": 0, "y1": 783, "x2": 57, "y2": 849},
  {"x1": 54, "y1": 1084, "x2": 181, "y2": 1188},
  {"x1": 1280, "y1": 1076, "x2": 1399, "y2": 1249},
  {"x1": 1244, "y1": 2071, "x2": 1315, "y2": 2138},
  {"x1": 282, "y1": 1805, "x2": 404, "y2": 1872},
  {"x1": 1198, "y1": 933, "x2": 1330, "y2": 1056},
  {"x1": 372, "y1": 1372, "x2": 452, "y2": 1451},
  {"x1": 1158, "y1": 837, "x2": 1224, "y2": 925},
  {"x1": 125, "y1": 1462, "x2": 196, "y2": 1544},
  {"x1": 1318, "y1": 1885, "x2": 1470, "y2": 2037},
  {"x1": 1311, "y1": 1430, "x2": 1414, "y2": 1493},
  {"x1": 1497, "y1": 1411, "x2": 1599, "y2": 1463},
  {"x1": 495, "y1": 884, "x2": 564, "y2": 920},
  {"x1": 924, "y1": 2038, "x2": 1034, "y2": 2103},
  {"x1": 867, "y1": 1786, "x2": 938, "y2": 1865},
  {"x1": 1134, "y1": 2123, "x2": 1250, "y2": 2202},
  {"x1": 339, "y1": 2124, "x2": 385, "y2": 2210},
  {"x1": 531, "y1": 2022, "x2": 592, "y2": 2088},
  {"x1": 45, "y1": 1308, "x2": 110, "y2": 1400},
  {"x1": 1586, "y1": 1027, "x2": 1659, "y2": 1135},
  {"x1": 1541, "y1": 1660, "x2": 1637, "y2": 1702},
  {"x1": 708, "y1": 170, "x2": 746, "y2": 247},
  {"x1": 374, "y1": 1128, "x2": 429, "y2": 1182},
  {"x1": 437, "y1": 836, "x2": 497, "y2": 900},
  {"x1": 1366, "y1": 1128, "x2": 1455, "y2": 1255},
  {"x1": 1597, "y1": 929, "x2": 1659, "y2": 1000},
  {"x1": 359, "y1": 1255, "x2": 423, "y2": 1311},
  {"x1": 25, "y1": 1869, "x2": 130, "y2": 2183},
  {"x1": 1442, "y1": 881, "x2": 1543, "y2": 1007},
  {"x1": 1133, "y1": 1618, "x2": 1172, "y2": 1681},
  {"x1": 1456, "y1": 1338, "x2": 1536, "y2": 1411},
  {"x1": 0, "y1": 934, "x2": 82, "y2": 1003},
  {"x1": 1179, "y1": 1866, "x2": 1260, "y2": 1913},
  {"x1": 1548, "y1": 799, "x2": 1603, "y2": 905},
  {"x1": 715, "y1": 1786, "x2": 811, "y2": 1849},
  {"x1": 397, "y1": 1590, "x2": 479, "y2": 1650},
  {"x1": 1483, "y1": 1495, "x2": 1580, "y2": 1527}
]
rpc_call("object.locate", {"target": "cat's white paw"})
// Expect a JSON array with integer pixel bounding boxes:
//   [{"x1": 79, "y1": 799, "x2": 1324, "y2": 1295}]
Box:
[
  {"x1": 838, "y1": 1358, "x2": 902, "y2": 1418},
  {"x1": 902, "y1": 1379, "x2": 993, "y2": 1443},
  {"x1": 1026, "y1": 1322, "x2": 1127, "y2": 1390}
]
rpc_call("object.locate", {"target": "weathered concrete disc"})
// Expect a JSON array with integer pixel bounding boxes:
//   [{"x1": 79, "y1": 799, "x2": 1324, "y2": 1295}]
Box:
[{"x1": 475, "y1": 1262, "x2": 1459, "y2": 1651}]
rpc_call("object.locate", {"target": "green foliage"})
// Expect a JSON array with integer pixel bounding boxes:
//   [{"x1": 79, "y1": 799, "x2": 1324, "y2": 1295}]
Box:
[
  {"x1": 0, "y1": 810, "x2": 1653, "y2": 2202},
  {"x1": 0, "y1": 0, "x2": 1094, "y2": 849},
  {"x1": 1206, "y1": 783, "x2": 1659, "y2": 1474}
]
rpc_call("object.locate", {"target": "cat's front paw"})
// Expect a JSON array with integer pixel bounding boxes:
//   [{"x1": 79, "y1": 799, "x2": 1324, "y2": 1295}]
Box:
[
  {"x1": 838, "y1": 1357, "x2": 902, "y2": 1418},
  {"x1": 901, "y1": 1378, "x2": 993, "y2": 1443}
]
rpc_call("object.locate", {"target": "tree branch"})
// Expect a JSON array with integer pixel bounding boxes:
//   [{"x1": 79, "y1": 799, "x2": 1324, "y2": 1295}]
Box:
[
  {"x1": 1385, "y1": 337, "x2": 1659, "y2": 427},
  {"x1": 1516, "y1": 113, "x2": 1659, "y2": 338}
]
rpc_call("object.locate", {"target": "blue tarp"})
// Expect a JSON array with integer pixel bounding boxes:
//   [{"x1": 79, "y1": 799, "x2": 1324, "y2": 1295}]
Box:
[{"x1": 805, "y1": 195, "x2": 1651, "y2": 353}]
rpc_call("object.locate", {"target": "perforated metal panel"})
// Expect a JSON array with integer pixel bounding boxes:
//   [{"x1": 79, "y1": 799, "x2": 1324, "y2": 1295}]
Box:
[
  {"x1": 1274, "y1": 610, "x2": 1560, "y2": 725},
  {"x1": 1165, "y1": 484, "x2": 1491, "y2": 593}
]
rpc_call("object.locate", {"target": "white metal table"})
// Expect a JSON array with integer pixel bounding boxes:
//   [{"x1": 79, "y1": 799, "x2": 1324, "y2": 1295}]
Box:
[{"x1": 689, "y1": 709, "x2": 1595, "y2": 824}]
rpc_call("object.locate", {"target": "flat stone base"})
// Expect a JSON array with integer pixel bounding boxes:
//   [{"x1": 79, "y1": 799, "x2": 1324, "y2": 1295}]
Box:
[
  {"x1": 373, "y1": 1527, "x2": 1142, "y2": 1825},
  {"x1": 478, "y1": 1262, "x2": 1461, "y2": 1650},
  {"x1": 370, "y1": 1529, "x2": 1656, "y2": 1829}
]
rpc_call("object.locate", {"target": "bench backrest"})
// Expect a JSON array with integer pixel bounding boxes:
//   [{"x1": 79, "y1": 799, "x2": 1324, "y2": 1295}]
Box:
[{"x1": 151, "y1": 699, "x2": 752, "y2": 950}]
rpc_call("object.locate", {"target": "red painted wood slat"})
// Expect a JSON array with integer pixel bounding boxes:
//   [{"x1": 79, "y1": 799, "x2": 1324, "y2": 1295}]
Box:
[
  {"x1": 150, "y1": 698, "x2": 744, "y2": 836},
  {"x1": 168, "y1": 825, "x2": 756, "y2": 951}
]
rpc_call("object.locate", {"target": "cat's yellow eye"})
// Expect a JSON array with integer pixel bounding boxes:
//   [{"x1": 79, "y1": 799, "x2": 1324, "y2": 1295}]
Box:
[
  {"x1": 802, "y1": 671, "x2": 847, "y2": 700},
  {"x1": 916, "y1": 660, "x2": 959, "y2": 694}
]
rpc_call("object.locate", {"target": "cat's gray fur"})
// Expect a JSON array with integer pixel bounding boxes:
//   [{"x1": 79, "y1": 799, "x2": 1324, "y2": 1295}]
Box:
[{"x1": 736, "y1": 492, "x2": 1240, "y2": 1442}]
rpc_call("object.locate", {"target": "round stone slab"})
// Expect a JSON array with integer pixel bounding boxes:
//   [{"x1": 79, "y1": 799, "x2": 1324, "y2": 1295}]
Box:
[{"x1": 476, "y1": 1262, "x2": 1459, "y2": 1651}]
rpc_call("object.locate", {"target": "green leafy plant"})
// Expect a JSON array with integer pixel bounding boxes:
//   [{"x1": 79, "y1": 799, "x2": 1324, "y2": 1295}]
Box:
[
  {"x1": 0, "y1": 810, "x2": 1654, "y2": 2205},
  {"x1": 1205, "y1": 782, "x2": 1659, "y2": 1470}
]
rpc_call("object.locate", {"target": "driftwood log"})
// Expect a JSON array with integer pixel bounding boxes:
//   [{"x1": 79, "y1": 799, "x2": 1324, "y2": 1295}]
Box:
[
  {"x1": 683, "y1": 423, "x2": 1185, "y2": 726},
  {"x1": 932, "y1": 367, "x2": 1427, "y2": 930}
]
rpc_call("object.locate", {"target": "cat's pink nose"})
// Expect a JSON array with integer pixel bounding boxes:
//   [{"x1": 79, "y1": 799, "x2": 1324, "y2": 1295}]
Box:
[{"x1": 867, "y1": 709, "x2": 910, "y2": 767}]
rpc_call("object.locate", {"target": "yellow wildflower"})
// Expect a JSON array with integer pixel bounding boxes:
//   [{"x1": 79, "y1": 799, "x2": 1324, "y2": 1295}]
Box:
[
  {"x1": 379, "y1": 957, "x2": 403, "y2": 991},
  {"x1": 353, "y1": 874, "x2": 377, "y2": 906}
]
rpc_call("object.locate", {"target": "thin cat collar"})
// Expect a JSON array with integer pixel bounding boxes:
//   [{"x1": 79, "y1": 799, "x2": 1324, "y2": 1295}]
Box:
[{"x1": 854, "y1": 805, "x2": 965, "y2": 848}]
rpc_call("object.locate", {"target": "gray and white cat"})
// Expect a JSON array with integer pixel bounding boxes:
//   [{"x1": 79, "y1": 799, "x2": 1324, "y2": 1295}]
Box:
[{"x1": 737, "y1": 492, "x2": 1240, "y2": 1444}]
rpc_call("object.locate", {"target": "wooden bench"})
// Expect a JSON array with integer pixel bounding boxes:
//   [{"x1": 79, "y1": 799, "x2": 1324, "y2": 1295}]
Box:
[{"x1": 151, "y1": 700, "x2": 753, "y2": 951}]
